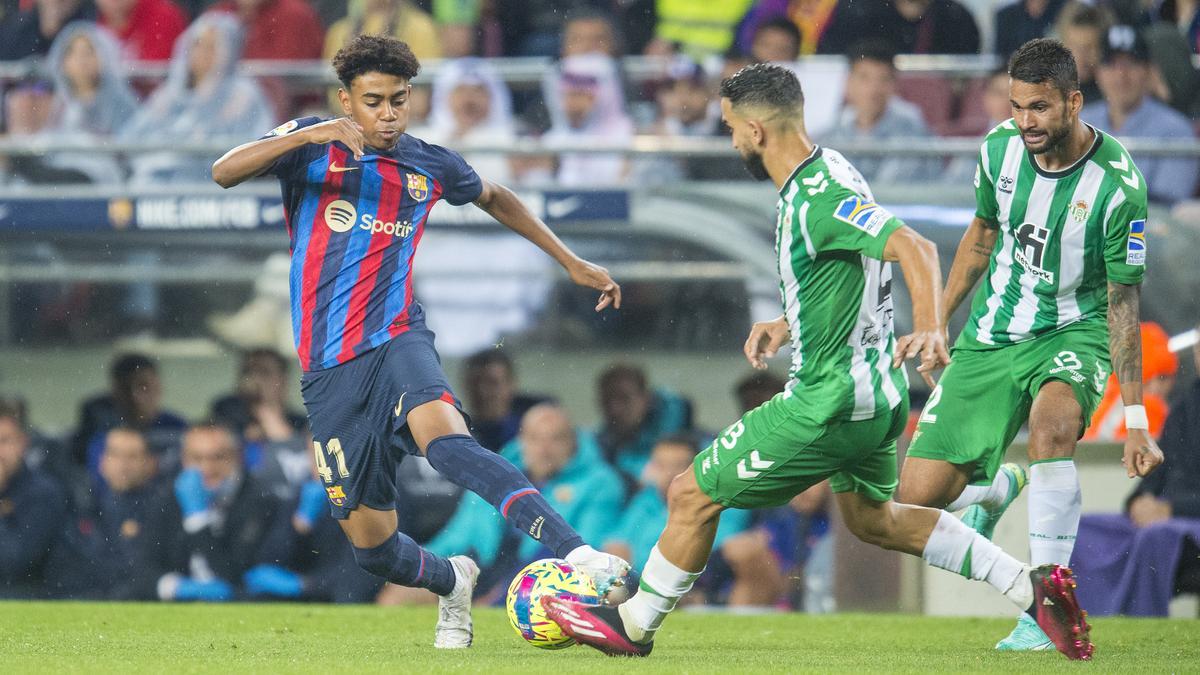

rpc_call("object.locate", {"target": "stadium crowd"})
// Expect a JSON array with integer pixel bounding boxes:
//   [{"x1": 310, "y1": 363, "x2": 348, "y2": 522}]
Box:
[{"x1": 0, "y1": 0, "x2": 1199, "y2": 201}]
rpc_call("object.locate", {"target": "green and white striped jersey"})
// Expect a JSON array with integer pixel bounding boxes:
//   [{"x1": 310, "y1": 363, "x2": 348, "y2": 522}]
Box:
[
  {"x1": 776, "y1": 146, "x2": 908, "y2": 422},
  {"x1": 960, "y1": 121, "x2": 1148, "y2": 350}
]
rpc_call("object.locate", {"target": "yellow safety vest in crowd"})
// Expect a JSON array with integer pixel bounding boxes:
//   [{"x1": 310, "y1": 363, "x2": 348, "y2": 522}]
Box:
[{"x1": 655, "y1": 0, "x2": 756, "y2": 57}]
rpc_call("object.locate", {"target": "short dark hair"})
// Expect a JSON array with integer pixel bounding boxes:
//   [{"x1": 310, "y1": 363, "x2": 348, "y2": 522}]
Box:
[
  {"x1": 332, "y1": 35, "x2": 421, "y2": 89},
  {"x1": 1008, "y1": 38, "x2": 1079, "y2": 98},
  {"x1": 241, "y1": 348, "x2": 289, "y2": 375},
  {"x1": 849, "y1": 39, "x2": 897, "y2": 71},
  {"x1": 1059, "y1": 2, "x2": 1108, "y2": 31},
  {"x1": 465, "y1": 347, "x2": 515, "y2": 375},
  {"x1": 719, "y1": 62, "x2": 804, "y2": 113},
  {"x1": 598, "y1": 363, "x2": 648, "y2": 394},
  {"x1": 110, "y1": 353, "x2": 157, "y2": 385},
  {"x1": 756, "y1": 17, "x2": 802, "y2": 55}
]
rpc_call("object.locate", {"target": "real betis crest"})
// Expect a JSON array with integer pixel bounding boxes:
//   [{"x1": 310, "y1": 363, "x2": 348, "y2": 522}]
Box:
[{"x1": 1070, "y1": 200, "x2": 1089, "y2": 223}]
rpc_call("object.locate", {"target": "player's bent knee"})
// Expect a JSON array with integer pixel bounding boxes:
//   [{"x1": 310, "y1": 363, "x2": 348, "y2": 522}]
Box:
[{"x1": 666, "y1": 469, "x2": 722, "y2": 524}]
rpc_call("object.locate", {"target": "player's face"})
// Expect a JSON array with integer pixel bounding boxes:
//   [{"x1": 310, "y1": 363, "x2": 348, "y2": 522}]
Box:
[
  {"x1": 720, "y1": 97, "x2": 770, "y2": 181},
  {"x1": 341, "y1": 72, "x2": 411, "y2": 150},
  {"x1": 1010, "y1": 79, "x2": 1079, "y2": 155}
]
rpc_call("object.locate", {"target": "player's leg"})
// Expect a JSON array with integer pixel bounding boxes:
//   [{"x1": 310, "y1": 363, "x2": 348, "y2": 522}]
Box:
[
  {"x1": 899, "y1": 348, "x2": 1030, "y2": 523},
  {"x1": 407, "y1": 399, "x2": 628, "y2": 591}
]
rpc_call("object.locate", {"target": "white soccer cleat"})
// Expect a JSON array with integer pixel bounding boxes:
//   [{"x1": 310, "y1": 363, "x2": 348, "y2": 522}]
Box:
[
  {"x1": 434, "y1": 556, "x2": 479, "y2": 649},
  {"x1": 566, "y1": 548, "x2": 631, "y2": 602}
]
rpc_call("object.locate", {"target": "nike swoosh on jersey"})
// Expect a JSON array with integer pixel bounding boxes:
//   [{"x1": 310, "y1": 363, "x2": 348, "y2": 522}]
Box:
[
  {"x1": 329, "y1": 163, "x2": 358, "y2": 173},
  {"x1": 394, "y1": 393, "x2": 406, "y2": 417}
]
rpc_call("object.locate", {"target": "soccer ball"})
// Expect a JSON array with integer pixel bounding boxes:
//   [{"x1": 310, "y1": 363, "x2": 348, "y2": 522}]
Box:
[{"x1": 505, "y1": 558, "x2": 599, "y2": 649}]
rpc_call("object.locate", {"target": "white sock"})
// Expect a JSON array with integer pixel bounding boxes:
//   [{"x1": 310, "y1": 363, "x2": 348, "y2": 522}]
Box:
[
  {"x1": 620, "y1": 546, "x2": 702, "y2": 643},
  {"x1": 945, "y1": 470, "x2": 1011, "y2": 512},
  {"x1": 923, "y1": 511, "x2": 1033, "y2": 610},
  {"x1": 1027, "y1": 459, "x2": 1080, "y2": 566}
]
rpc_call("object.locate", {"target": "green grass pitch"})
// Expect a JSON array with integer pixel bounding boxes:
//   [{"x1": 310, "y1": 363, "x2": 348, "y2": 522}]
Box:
[{"x1": 1, "y1": 602, "x2": 1198, "y2": 673}]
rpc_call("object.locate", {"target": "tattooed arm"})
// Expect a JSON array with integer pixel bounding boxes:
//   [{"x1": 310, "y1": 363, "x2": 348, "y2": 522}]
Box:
[
  {"x1": 941, "y1": 217, "x2": 998, "y2": 327},
  {"x1": 1107, "y1": 281, "x2": 1164, "y2": 478}
]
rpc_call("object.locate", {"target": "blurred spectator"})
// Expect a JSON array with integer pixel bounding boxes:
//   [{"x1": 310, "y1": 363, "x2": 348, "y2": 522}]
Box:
[
  {"x1": 209, "y1": 349, "x2": 309, "y2": 500},
  {"x1": 0, "y1": 0, "x2": 94, "y2": 61},
  {"x1": 635, "y1": 56, "x2": 720, "y2": 183},
  {"x1": 736, "y1": 0, "x2": 838, "y2": 57},
  {"x1": 86, "y1": 428, "x2": 168, "y2": 600},
  {"x1": 596, "y1": 363, "x2": 690, "y2": 486},
  {"x1": 645, "y1": 0, "x2": 755, "y2": 58},
  {"x1": 155, "y1": 424, "x2": 281, "y2": 602},
  {"x1": 733, "y1": 370, "x2": 786, "y2": 413},
  {"x1": 246, "y1": 475, "x2": 382, "y2": 602},
  {"x1": 121, "y1": 13, "x2": 275, "y2": 184},
  {"x1": 0, "y1": 412, "x2": 71, "y2": 598},
  {"x1": 97, "y1": 0, "x2": 187, "y2": 62},
  {"x1": 819, "y1": 0, "x2": 980, "y2": 56},
  {"x1": 1085, "y1": 322, "x2": 1178, "y2": 441},
  {"x1": 604, "y1": 434, "x2": 777, "y2": 607},
  {"x1": 1141, "y1": 18, "x2": 1200, "y2": 115},
  {"x1": 10, "y1": 22, "x2": 138, "y2": 185},
  {"x1": 946, "y1": 68, "x2": 1012, "y2": 181},
  {"x1": 1081, "y1": 25, "x2": 1199, "y2": 205},
  {"x1": 324, "y1": 0, "x2": 441, "y2": 62},
  {"x1": 72, "y1": 353, "x2": 188, "y2": 477},
  {"x1": 424, "y1": 57, "x2": 517, "y2": 183},
  {"x1": 994, "y1": 0, "x2": 1069, "y2": 59},
  {"x1": 542, "y1": 53, "x2": 634, "y2": 186},
  {"x1": 1157, "y1": 0, "x2": 1200, "y2": 54},
  {"x1": 1055, "y1": 1, "x2": 1109, "y2": 104},
  {"x1": 424, "y1": 404, "x2": 624, "y2": 598},
  {"x1": 462, "y1": 349, "x2": 548, "y2": 453},
  {"x1": 561, "y1": 7, "x2": 620, "y2": 57},
  {"x1": 1071, "y1": 337, "x2": 1200, "y2": 616},
  {"x1": 209, "y1": 0, "x2": 322, "y2": 61},
  {"x1": 432, "y1": 0, "x2": 482, "y2": 58},
  {"x1": 825, "y1": 41, "x2": 938, "y2": 184},
  {"x1": 750, "y1": 16, "x2": 801, "y2": 63}
]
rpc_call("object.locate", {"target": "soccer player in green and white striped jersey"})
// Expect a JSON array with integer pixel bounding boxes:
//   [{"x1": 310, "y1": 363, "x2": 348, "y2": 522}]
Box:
[
  {"x1": 898, "y1": 39, "x2": 1164, "y2": 650},
  {"x1": 541, "y1": 63, "x2": 1096, "y2": 662}
]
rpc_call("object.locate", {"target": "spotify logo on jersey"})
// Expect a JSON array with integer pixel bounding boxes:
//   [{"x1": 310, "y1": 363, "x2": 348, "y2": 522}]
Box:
[{"x1": 324, "y1": 200, "x2": 357, "y2": 233}]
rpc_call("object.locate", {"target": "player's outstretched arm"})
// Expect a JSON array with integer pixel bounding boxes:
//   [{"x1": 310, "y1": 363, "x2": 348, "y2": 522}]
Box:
[
  {"x1": 884, "y1": 226, "x2": 951, "y2": 387},
  {"x1": 211, "y1": 118, "x2": 367, "y2": 189},
  {"x1": 941, "y1": 216, "x2": 998, "y2": 327},
  {"x1": 1107, "y1": 281, "x2": 1164, "y2": 478},
  {"x1": 474, "y1": 179, "x2": 620, "y2": 312}
]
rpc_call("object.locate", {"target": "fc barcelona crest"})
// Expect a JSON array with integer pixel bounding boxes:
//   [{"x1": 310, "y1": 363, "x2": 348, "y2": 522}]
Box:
[{"x1": 406, "y1": 173, "x2": 430, "y2": 201}]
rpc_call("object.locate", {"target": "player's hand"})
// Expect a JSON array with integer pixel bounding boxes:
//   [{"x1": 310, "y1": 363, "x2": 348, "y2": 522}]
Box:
[
  {"x1": 1122, "y1": 427, "x2": 1164, "y2": 478},
  {"x1": 568, "y1": 259, "x2": 621, "y2": 311},
  {"x1": 893, "y1": 329, "x2": 951, "y2": 388},
  {"x1": 302, "y1": 117, "x2": 367, "y2": 160},
  {"x1": 744, "y1": 316, "x2": 790, "y2": 370}
]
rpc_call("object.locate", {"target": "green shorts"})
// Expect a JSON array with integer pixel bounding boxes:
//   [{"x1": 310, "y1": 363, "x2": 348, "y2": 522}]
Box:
[
  {"x1": 906, "y1": 321, "x2": 1109, "y2": 483},
  {"x1": 694, "y1": 390, "x2": 909, "y2": 509}
]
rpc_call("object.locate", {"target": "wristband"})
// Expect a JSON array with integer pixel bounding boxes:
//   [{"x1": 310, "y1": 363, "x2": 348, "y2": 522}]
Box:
[{"x1": 1125, "y1": 405, "x2": 1149, "y2": 430}]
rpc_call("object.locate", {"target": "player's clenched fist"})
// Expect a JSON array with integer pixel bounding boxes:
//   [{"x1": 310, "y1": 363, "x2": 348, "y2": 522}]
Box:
[
  {"x1": 302, "y1": 117, "x2": 367, "y2": 159},
  {"x1": 744, "y1": 316, "x2": 790, "y2": 370}
]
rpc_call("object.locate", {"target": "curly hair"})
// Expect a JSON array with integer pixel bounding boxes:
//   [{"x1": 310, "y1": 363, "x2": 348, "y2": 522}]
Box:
[
  {"x1": 1009, "y1": 38, "x2": 1078, "y2": 99},
  {"x1": 718, "y1": 62, "x2": 804, "y2": 114},
  {"x1": 332, "y1": 35, "x2": 421, "y2": 88}
]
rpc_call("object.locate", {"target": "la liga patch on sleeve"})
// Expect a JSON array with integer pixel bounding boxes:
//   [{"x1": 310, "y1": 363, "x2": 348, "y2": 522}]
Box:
[
  {"x1": 1126, "y1": 219, "x2": 1146, "y2": 265},
  {"x1": 267, "y1": 119, "x2": 299, "y2": 137}
]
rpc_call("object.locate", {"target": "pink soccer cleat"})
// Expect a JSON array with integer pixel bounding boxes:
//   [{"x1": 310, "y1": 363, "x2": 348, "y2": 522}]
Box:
[
  {"x1": 1027, "y1": 564, "x2": 1094, "y2": 660},
  {"x1": 540, "y1": 596, "x2": 653, "y2": 657}
]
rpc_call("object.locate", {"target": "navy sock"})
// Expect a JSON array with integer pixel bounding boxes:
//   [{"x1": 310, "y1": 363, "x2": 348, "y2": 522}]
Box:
[
  {"x1": 425, "y1": 434, "x2": 585, "y2": 558},
  {"x1": 353, "y1": 531, "x2": 456, "y2": 596}
]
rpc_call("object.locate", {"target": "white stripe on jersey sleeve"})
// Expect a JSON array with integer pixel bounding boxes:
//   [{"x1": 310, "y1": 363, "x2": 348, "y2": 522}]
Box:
[{"x1": 1056, "y1": 162, "x2": 1106, "y2": 326}]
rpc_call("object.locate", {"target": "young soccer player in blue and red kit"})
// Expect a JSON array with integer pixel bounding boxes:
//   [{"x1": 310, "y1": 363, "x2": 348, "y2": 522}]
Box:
[{"x1": 213, "y1": 35, "x2": 630, "y2": 647}]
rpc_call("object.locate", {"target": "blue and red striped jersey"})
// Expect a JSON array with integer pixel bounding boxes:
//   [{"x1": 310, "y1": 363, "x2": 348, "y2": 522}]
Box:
[{"x1": 262, "y1": 117, "x2": 483, "y2": 371}]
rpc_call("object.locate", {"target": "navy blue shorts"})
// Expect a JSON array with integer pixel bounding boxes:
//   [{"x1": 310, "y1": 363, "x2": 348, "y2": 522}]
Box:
[{"x1": 300, "y1": 316, "x2": 467, "y2": 519}]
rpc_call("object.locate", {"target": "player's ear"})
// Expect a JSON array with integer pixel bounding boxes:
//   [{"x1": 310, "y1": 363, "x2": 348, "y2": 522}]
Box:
[
  {"x1": 338, "y1": 87, "x2": 352, "y2": 116},
  {"x1": 1066, "y1": 89, "x2": 1082, "y2": 117},
  {"x1": 748, "y1": 119, "x2": 766, "y2": 148}
]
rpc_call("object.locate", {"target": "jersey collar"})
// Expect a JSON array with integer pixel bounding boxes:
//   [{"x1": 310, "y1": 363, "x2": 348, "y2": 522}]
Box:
[
  {"x1": 779, "y1": 145, "x2": 823, "y2": 196},
  {"x1": 1026, "y1": 124, "x2": 1103, "y2": 179}
]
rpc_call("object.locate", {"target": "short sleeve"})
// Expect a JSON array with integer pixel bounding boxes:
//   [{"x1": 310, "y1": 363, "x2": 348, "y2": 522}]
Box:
[
  {"x1": 804, "y1": 193, "x2": 904, "y2": 260},
  {"x1": 974, "y1": 145, "x2": 999, "y2": 223},
  {"x1": 259, "y1": 116, "x2": 324, "y2": 179},
  {"x1": 1103, "y1": 189, "x2": 1148, "y2": 286},
  {"x1": 438, "y1": 146, "x2": 484, "y2": 205}
]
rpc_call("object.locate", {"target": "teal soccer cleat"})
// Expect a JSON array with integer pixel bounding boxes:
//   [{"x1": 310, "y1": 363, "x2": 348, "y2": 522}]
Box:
[
  {"x1": 962, "y1": 462, "x2": 1028, "y2": 540},
  {"x1": 996, "y1": 612, "x2": 1055, "y2": 651}
]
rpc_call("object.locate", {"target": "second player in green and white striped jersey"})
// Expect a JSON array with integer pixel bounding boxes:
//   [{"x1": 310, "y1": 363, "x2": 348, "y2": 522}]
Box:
[
  {"x1": 775, "y1": 146, "x2": 909, "y2": 422},
  {"x1": 959, "y1": 120, "x2": 1148, "y2": 349}
]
